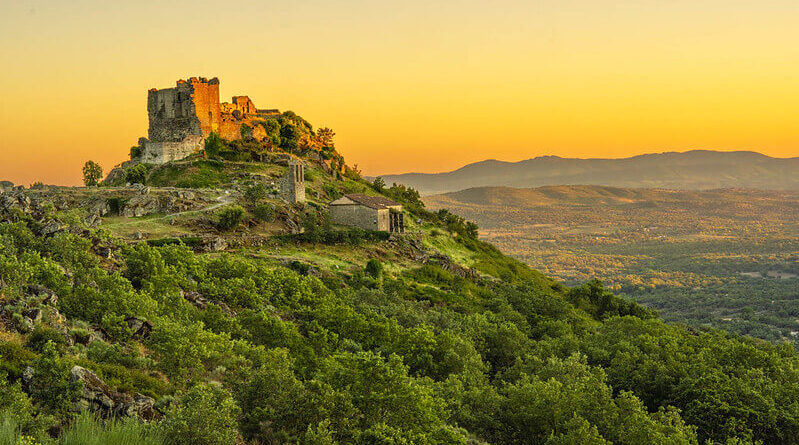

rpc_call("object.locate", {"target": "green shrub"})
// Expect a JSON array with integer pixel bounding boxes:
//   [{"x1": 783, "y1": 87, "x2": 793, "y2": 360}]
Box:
[
  {"x1": 243, "y1": 184, "x2": 268, "y2": 204},
  {"x1": 25, "y1": 325, "x2": 69, "y2": 353},
  {"x1": 101, "y1": 313, "x2": 133, "y2": 342},
  {"x1": 124, "y1": 164, "x2": 148, "y2": 185},
  {"x1": 365, "y1": 259, "x2": 383, "y2": 280},
  {"x1": 0, "y1": 342, "x2": 36, "y2": 380},
  {"x1": 204, "y1": 133, "x2": 224, "y2": 159},
  {"x1": 252, "y1": 203, "x2": 276, "y2": 222},
  {"x1": 215, "y1": 206, "x2": 245, "y2": 231},
  {"x1": 159, "y1": 384, "x2": 240, "y2": 445},
  {"x1": 26, "y1": 342, "x2": 81, "y2": 416}
]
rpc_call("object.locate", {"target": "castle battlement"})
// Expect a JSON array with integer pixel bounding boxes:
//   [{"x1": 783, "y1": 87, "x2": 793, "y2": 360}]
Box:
[{"x1": 139, "y1": 77, "x2": 278, "y2": 164}]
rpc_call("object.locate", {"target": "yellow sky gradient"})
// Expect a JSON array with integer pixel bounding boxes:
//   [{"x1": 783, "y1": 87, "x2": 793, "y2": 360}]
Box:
[{"x1": 1, "y1": 0, "x2": 798, "y2": 185}]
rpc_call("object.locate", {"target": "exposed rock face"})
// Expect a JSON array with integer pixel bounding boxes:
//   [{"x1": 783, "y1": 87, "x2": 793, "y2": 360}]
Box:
[
  {"x1": 121, "y1": 195, "x2": 161, "y2": 217},
  {"x1": 0, "y1": 284, "x2": 62, "y2": 335},
  {"x1": 202, "y1": 237, "x2": 228, "y2": 252},
  {"x1": 0, "y1": 189, "x2": 31, "y2": 214},
  {"x1": 182, "y1": 289, "x2": 233, "y2": 315},
  {"x1": 39, "y1": 219, "x2": 65, "y2": 236},
  {"x1": 425, "y1": 253, "x2": 480, "y2": 280},
  {"x1": 70, "y1": 366, "x2": 156, "y2": 420},
  {"x1": 125, "y1": 317, "x2": 153, "y2": 339}
]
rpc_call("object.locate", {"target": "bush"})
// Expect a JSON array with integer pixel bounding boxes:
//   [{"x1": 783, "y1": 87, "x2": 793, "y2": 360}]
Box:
[
  {"x1": 243, "y1": 184, "x2": 268, "y2": 204},
  {"x1": 365, "y1": 259, "x2": 383, "y2": 280},
  {"x1": 159, "y1": 384, "x2": 240, "y2": 445},
  {"x1": 215, "y1": 206, "x2": 245, "y2": 231},
  {"x1": 204, "y1": 133, "x2": 225, "y2": 159},
  {"x1": 25, "y1": 325, "x2": 69, "y2": 353},
  {"x1": 27, "y1": 342, "x2": 81, "y2": 416},
  {"x1": 252, "y1": 203, "x2": 276, "y2": 222},
  {"x1": 124, "y1": 164, "x2": 148, "y2": 185}
]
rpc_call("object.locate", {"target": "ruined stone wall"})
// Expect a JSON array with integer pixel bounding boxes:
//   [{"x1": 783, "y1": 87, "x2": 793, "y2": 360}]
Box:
[
  {"x1": 330, "y1": 205, "x2": 388, "y2": 231},
  {"x1": 141, "y1": 77, "x2": 278, "y2": 164},
  {"x1": 140, "y1": 135, "x2": 203, "y2": 164},
  {"x1": 188, "y1": 78, "x2": 221, "y2": 137},
  {"x1": 147, "y1": 77, "x2": 220, "y2": 142}
]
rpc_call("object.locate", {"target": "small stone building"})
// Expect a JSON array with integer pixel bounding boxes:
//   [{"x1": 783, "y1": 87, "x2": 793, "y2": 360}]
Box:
[
  {"x1": 329, "y1": 194, "x2": 405, "y2": 233},
  {"x1": 280, "y1": 160, "x2": 306, "y2": 204}
]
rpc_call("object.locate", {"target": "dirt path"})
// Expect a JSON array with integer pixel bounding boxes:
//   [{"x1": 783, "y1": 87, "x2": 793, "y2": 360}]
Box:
[{"x1": 104, "y1": 191, "x2": 236, "y2": 228}]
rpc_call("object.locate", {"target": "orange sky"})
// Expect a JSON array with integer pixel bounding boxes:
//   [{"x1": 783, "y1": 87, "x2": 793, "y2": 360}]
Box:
[{"x1": 1, "y1": 0, "x2": 798, "y2": 186}]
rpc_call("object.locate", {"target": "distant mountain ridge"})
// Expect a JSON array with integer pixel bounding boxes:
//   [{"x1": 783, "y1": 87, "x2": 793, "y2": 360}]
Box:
[{"x1": 379, "y1": 150, "x2": 799, "y2": 194}]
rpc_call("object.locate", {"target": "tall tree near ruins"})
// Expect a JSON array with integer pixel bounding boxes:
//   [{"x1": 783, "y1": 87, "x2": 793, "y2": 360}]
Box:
[
  {"x1": 82, "y1": 161, "x2": 103, "y2": 187},
  {"x1": 316, "y1": 127, "x2": 335, "y2": 149}
]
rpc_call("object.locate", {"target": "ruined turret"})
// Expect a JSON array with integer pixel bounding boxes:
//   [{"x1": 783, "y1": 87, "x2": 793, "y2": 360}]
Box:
[{"x1": 280, "y1": 159, "x2": 306, "y2": 204}]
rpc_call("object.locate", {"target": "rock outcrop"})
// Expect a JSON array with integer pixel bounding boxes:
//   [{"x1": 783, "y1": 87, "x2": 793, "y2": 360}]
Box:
[{"x1": 70, "y1": 366, "x2": 156, "y2": 420}]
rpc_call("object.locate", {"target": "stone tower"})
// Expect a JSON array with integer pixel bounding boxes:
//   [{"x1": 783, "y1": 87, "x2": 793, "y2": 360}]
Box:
[
  {"x1": 280, "y1": 160, "x2": 306, "y2": 204},
  {"x1": 138, "y1": 77, "x2": 280, "y2": 164}
]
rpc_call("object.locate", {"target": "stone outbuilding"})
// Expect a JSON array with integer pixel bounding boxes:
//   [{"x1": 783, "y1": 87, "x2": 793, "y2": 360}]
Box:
[{"x1": 329, "y1": 194, "x2": 405, "y2": 233}]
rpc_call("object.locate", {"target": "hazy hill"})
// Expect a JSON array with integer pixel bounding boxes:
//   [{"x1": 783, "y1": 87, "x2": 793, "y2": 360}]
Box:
[{"x1": 381, "y1": 150, "x2": 799, "y2": 195}]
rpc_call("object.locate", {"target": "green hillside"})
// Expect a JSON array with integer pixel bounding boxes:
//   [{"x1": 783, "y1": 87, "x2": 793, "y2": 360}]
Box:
[{"x1": 0, "y1": 141, "x2": 797, "y2": 444}]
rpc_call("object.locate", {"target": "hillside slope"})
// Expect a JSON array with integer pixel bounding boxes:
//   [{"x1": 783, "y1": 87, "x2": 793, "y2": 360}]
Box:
[
  {"x1": 380, "y1": 150, "x2": 799, "y2": 194},
  {"x1": 1, "y1": 158, "x2": 797, "y2": 444}
]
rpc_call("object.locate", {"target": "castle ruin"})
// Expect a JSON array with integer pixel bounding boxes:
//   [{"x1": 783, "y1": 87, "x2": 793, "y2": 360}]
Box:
[{"x1": 138, "y1": 77, "x2": 279, "y2": 164}]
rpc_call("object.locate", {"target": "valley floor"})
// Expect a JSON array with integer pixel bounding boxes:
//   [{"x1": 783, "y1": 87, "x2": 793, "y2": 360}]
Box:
[{"x1": 425, "y1": 186, "x2": 799, "y2": 345}]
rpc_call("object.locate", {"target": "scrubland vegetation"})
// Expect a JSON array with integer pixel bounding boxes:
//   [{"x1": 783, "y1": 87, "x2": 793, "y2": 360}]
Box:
[
  {"x1": 1, "y1": 182, "x2": 797, "y2": 445},
  {"x1": 2, "y1": 126, "x2": 797, "y2": 444}
]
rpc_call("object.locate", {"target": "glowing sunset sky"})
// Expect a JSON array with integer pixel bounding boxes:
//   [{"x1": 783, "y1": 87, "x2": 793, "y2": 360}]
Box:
[{"x1": 1, "y1": 0, "x2": 798, "y2": 185}]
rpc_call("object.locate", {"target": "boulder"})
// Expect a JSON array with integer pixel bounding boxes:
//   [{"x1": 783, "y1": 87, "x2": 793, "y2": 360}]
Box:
[
  {"x1": 182, "y1": 290, "x2": 207, "y2": 309},
  {"x1": 175, "y1": 190, "x2": 196, "y2": 200},
  {"x1": 203, "y1": 237, "x2": 227, "y2": 252},
  {"x1": 71, "y1": 365, "x2": 116, "y2": 414},
  {"x1": 122, "y1": 195, "x2": 160, "y2": 217},
  {"x1": 22, "y1": 366, "x2": 34, "y2": 391},
  {"x1": 115, "y1": 393, "x2": 156, "y2": 421},
  {"x1": 39, "y1": 219, "x2": 64, "y2": 236},
  {"x1": 70, "y1": 366, "x2": 155, "y2": 420},
  {"x1": 27, "y1": 284, "x2": 58, "y2": 305},
  {"x1": 125, "y1": 317, "x2": 153, "y2": 339},
  {"x1": 0, "y1": 190, "x2": 31, "y2": 214}
]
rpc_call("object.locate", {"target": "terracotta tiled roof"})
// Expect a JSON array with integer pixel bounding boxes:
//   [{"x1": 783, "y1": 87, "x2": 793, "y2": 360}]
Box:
[{"x1": 334, "y1": 193, "x2": 401, "y2": 210}]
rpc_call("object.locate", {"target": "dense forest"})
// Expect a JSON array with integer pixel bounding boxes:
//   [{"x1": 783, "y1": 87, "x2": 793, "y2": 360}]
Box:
[{"x1": 1, "y1": 128, "x2": 798, "y2": 444}]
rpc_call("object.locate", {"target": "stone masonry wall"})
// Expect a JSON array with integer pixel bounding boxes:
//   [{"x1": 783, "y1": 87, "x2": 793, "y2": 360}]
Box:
[
  {"x1": 140, "y1": 135, "x2": 203, "y2": 164},
  {"x1": 330, "y1": 205, "x2": 389, "y2": 231},
  {"x1": 141, "y1": 77, "x2": 278, "y2": 164},
  {"x1": 279, "y1": 161, "x2": 306, "y2": 204}
]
